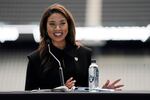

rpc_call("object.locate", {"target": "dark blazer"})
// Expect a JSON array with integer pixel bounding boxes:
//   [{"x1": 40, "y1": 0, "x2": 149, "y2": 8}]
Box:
[{"x1": 25, "y1": 44, "x2": 92, "y2": 90}]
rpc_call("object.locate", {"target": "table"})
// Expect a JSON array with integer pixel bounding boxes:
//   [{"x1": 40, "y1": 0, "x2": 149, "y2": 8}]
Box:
[{"x1": 0, "y1": 90, "x2": 150, "y2": 100}]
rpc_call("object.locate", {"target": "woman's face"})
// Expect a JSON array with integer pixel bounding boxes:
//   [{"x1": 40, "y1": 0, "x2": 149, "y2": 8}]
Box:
[{"x1": 47, "y1": 13, "x2": 68, "y2": 44}]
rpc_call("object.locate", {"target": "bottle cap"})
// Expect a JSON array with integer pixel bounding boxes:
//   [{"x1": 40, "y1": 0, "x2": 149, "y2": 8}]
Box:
[{"x1": 91, "y1": 59, "x2": 96, "y2": 63}]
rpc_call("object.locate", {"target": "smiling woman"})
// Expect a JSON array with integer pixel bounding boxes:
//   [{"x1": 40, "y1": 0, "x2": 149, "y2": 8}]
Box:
[{"x1": 25, "y1": 3, "x2": 124, "y2": 91}]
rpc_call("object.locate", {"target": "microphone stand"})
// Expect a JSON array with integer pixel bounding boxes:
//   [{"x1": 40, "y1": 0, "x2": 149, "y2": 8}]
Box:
[{"x1": 48, "y1": 44, "x2": 65, "y2": 86}]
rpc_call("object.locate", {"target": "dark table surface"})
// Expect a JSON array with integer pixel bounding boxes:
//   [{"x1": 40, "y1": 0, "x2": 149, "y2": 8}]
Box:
[{"x1": 0, "y1": 88, "x2": 150, "y2": 100}]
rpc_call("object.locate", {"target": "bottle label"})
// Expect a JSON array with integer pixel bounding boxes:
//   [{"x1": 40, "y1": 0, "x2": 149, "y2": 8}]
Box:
[{"x1": 89, "y1": 75, "x2": 94, "y2": 83}]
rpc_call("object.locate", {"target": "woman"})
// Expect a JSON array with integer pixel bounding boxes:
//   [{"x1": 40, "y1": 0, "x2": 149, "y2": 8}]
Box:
[{"x1": 25, "y1": 4, "x2": 123, "y2": 91}]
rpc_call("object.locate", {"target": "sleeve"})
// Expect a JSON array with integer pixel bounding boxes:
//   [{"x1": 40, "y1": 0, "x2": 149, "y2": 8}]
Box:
[
  {"x1": 84, "y1": 47, "x2": 92, "y2": 86},
  {"x1": 76, "y1": 46, "x2": 92, "y2": 87},
  {"x1": 25, "y1": 54, "x2": 40, "y2": 91}
]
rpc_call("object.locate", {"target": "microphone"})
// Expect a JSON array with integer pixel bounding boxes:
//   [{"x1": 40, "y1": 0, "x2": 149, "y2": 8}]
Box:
[{"x1": 47, "y1": 41, "x2": 65, "y2": 86}]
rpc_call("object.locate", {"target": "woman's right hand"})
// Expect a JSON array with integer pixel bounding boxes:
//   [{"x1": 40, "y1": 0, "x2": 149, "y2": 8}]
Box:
[
  {"x1": 102, "y1": 79, "x2": 124, "y2": 91},
  {"x1": 65, "y1": 77, "x2": 76, "y2": 89}
]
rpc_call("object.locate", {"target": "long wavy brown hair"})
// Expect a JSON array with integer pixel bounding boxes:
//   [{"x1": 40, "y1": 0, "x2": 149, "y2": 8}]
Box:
[{"x1": 38, "y1": 3, "x2": 76, "y2": 57}]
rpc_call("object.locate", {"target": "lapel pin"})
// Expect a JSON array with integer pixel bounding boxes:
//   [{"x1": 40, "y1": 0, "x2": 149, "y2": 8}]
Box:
[{"x1": 74, "y1": 57, "x2": 78, "y2": 61}]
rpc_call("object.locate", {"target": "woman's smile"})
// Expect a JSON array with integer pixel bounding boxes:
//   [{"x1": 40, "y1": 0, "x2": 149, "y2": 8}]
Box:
[{"x1": 53, "y1": 32, "x2": 63, "y2": 37}]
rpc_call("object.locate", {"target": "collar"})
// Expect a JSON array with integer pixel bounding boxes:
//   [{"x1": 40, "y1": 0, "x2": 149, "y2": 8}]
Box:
[{"x1": 50, "y1": 43, "x2": 78, "y2": 58}]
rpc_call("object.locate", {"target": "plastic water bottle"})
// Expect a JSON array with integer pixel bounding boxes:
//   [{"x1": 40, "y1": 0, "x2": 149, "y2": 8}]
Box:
[{"x1": 88, "y1": 59, "x2": 99, "y2": 92}]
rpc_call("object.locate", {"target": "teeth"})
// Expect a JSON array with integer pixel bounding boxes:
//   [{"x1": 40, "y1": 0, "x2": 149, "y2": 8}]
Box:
[{"x1": 54, "y1": 32, "x2": 62, "y2": 36}]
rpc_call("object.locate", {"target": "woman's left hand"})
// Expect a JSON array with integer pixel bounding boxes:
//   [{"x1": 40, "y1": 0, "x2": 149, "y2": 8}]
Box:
[
  {"x1": 65, "y1": 77, "x2": 76, "y2": 89},
  {"x1": 102, "y1": 79, "x2": 124, "y2": 91}
]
